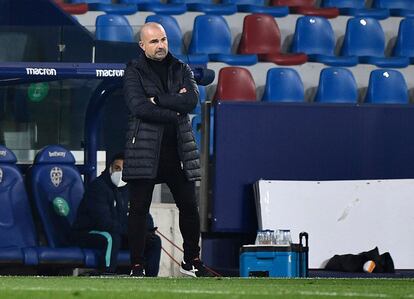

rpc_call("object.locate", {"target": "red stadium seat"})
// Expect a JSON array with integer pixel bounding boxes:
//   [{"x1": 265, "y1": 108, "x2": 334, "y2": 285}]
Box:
[
  {"x1": 213, "y1": 67, "x2": 257, "y2": 102},
  {"x1": 272, "y1": 0, "x2": 339, "y2": 18},
  {"x1": 54, "y1": 1, "x2": 89, "y2": 14},
  {"x1": 238, "y1": 14, "x2": 307, "y2": 65}
]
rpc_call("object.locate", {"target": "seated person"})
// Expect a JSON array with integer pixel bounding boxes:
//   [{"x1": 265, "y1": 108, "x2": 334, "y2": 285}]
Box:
[{"x1": 71, "y1": 153, "x2": 161, "y2": 276}]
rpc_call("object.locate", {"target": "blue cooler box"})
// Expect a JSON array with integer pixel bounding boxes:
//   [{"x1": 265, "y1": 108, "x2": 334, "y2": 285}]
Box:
[{"x1": 240, "y1": 232, "x2": 308, "y2": 278}]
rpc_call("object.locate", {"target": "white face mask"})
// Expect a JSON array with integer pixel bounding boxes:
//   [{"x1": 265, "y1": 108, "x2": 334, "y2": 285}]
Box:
[{"x1": 110, "y1": 171, "x2": 127, "y2": 187}]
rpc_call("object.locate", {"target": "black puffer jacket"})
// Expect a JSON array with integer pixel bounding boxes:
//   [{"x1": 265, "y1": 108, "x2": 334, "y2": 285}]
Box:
[{"x1": 122, "y1": 53, "x2": 201, "y2": 181}]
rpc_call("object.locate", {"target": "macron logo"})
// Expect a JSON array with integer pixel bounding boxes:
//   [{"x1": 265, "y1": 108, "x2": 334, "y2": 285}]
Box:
[
  {"x1": 48, "y1": 151, "x2": 66, "y2": 158},
  {"x1": 0, "y1": 150, "x2": 6, "y2": 157},
  {"x1": 26, "y1": 68, "x2": 57, "y2": 76},
  {"x1": 96, "y1": 69, "x2": 124, "y2": 77}
]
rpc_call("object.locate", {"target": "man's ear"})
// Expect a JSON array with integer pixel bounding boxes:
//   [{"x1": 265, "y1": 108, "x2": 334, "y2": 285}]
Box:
[{"x1": 139, "y1": 41, "x2": 144, "y2": 51}]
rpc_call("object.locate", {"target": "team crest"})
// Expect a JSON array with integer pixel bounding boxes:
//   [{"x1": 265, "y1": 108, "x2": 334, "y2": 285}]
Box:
[
  {"x1": 0, "y1": 168, "x2": 3, "y2": 184},
  {"x1": 50, "y1": 167, "x2": 63, "y2": 187}
]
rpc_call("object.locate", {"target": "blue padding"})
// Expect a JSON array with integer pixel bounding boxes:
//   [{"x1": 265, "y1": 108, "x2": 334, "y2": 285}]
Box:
[
  {"x1": 22, "y1": 247, "x2": 39, "y2": 266},
  {"x1": 34, "y1": 145, "x2": 76, "y2": 164},
  {"x1": 31, "y1": 145, "x2": 84, "y2": 248},
  {"x1": 0, "y1": 145, "x2": 17, "y2": 163},
  {"x1": 83, "y1": 248, "x2": 130, "y2": 268},
  {"x1": 212, "y1": 102, "x2": 414, "y2": 232},
  {"x1": 315, "y1": 67, "x2": 358, "y2": 103},
  {"x1": 0, "y1": 248, "x2": 24, "y2": 264},
  {"x1": 262, "y1": 68, "x2": 304, "y2": 102},
  {"x1": 88, "y1": 3, "x2": 138, "y2": 15},
  {"x1": 365, "y1": 69, "x2": 409, "y2": 104},
  {"x1": 36, "y1": 247, "x2": 84, "y2": 265}
]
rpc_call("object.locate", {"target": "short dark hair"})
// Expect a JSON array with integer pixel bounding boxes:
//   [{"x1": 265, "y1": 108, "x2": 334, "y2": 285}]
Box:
[{"x1": 109, "y1": 152, "x2": 124, "y2": 166}]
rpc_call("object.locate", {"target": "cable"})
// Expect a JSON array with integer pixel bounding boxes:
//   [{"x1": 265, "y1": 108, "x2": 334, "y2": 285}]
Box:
[{"x1": 155, "y1": 229, "x2": 222, "y2": 277}]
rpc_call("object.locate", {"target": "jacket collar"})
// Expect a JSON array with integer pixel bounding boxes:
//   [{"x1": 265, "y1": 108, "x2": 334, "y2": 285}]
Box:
[{"x1": 136, "y1": 52, "x2": 177, "y2": 90}]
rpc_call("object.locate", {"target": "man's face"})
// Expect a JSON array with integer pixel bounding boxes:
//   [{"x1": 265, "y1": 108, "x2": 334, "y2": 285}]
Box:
[
  {"x1": 111, "y1": 159, "x2": 124, "y2": 173},
  {"x1": 139, "y1": 25, "x2": 169, "y2": 61}
]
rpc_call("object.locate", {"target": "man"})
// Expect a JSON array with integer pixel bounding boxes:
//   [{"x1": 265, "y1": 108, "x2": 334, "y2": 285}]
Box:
[
  {"x1": 123, "y1": 22, "x2": 210, "y2": 277},
  {"x1": 71, "y1": 153, "x2": 161, "y2": 276}
]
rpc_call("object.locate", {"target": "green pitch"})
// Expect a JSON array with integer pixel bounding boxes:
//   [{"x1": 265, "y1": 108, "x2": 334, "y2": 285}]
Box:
[{"x1": 0, "y1": 276, "x2": 413, "y2": 299}]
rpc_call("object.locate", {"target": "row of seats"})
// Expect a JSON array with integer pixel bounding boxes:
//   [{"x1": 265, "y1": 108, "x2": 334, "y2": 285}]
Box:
[
  {"x1": 94, "y1": 14, "x2": 414, "y2": 67},
  {"x1": 213, "y1": 66, "x2": 410, "y2": 103},
  {"x1": 60, "y1": 0, "x2": 414, "y2": 18},
  {"x1": 0, "y1": 145, "x2": 129, "y2": 268}
]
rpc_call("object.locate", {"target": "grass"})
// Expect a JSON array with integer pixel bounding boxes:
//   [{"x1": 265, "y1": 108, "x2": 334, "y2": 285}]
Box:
[{"x1": 0, "y1": 277, "x2": 413, "y2": 299}]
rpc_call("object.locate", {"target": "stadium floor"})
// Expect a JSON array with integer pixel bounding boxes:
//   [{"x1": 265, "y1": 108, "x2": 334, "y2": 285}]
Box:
[{"x1": 0, "y1": 276, "x2": 413, "y2": 299}]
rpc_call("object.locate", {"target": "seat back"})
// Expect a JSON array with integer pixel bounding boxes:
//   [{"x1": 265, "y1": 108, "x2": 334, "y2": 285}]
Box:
[
  {"x1": 365, "y1": 69, "x2": 409, "y2": 104},
  {"x1": 0, "y1": 146, "x2": 38, "y2": 249},
  {"x1": 188, "y1": 15, "x2": 232, "y2": 55},
  {"x1": 95, "y1": 14, "x2": 134, "y2": 43},
  {"x1": 340, "y1": 17, "x2": 385, "y2": 57},
  {"x1": 393, "y1": 18, "x2": 414, "y2": 58},
  {"x1": 373, "y1": 0, "x2": 412, "y2": 9},
  {"x1": 322, "y1": 0, "x2": 365, "y2": 8},
  {"x1": 70, "y1": 0, "x2": 111, "y2": 3},
  {"x1": 291, "y1": 16, "x2": 335, "y2": 56},
  {"x1": 30, "y1": 145, "x2": 84, "y2": 248},
  {"x1": 315, "y1": 67, "x2": 358, "y2": 103},
  {"x1": 214, "y1": 67, "x2": 256, "y2": 101},
  {"x1": 238, "y1": 14, "x2": 282, "y2": 55},
  {"x1": 222, "y1": 0, "x2": 265, "y2": 5},
  {"x1": 145, "y1": 15, "x2": 183, "y2": 56},
  {"x1": 262, "y1": 68, "x2": 304, "y2": 102}
]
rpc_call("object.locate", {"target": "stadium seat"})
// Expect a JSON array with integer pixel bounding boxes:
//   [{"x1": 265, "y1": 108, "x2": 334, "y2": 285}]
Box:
[
  {"x1": 95, "y1": 14, "x2": 134, "y2": 43},
  {"x1": 237, "y1": 14, "x2": 307, "y2": 65},
  {"x1": 69, "y1": 0, "x2": 137, "y2": 14},
  {"x1": 213, "y1": 67, "x2": 256, "y2": 101},
  {"x1": 393, "y1": 18, "x2": 414, "y2": 64},
  {"x1": 54, "y1": 2, "x2": 88, "y2": 15},
  {"x1": 145, "y1": 15, "x2": 208, "y2": 64},
  {"x1": 262, "y1": 68, "x2": 304, "y2": 102},
  {"x1": 119, "y1": 0, "x2": 187, "y2": 15},
  {"x1": 314, "y1": 67, "x2": 358, "y2": 103},
  {"x1": 340, "y1": 17, "x2": 409, "y2": 68},
  {"x1": 169, "y1": 0, "x2": 237, "y2": 15},
  {"x1": 192, "y1": 85, "x2": 207, "y2": 114},
  {"x1": 0, "y1": 145, "x2": 38, "y2": 266},
  {"x1": 365, "y1": 69, "x2": 409, "y2": 104},
  {"x1": 271, "y1": 0, "x2": 340, "y2": 18},
  {"x1": 221, "y1": 0, "x2": 288, "y2": 16},
  {"x1": 372, "y1": 0, "x2": 414, "y2": 17},
  {"x1": 188, "y1": 15, "x2": 258, "y2": 65},
  {"x1": 291, "y1": 16, "x2": 358, "y2": 66},
  {"x1": 321, "y1": 0, "x2": 389, "y2": 19}
]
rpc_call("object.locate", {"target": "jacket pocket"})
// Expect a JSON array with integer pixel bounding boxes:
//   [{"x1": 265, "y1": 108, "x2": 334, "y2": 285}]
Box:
[{"x1": 131, "y1": 119, "x2": 141, "y2": 144}]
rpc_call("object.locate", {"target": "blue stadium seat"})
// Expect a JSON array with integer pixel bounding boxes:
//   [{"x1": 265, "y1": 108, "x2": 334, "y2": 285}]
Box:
[
  {"x1": 340, "y1": 17, "x2": 409, "y2": 68},
  {"x1": 188, "y1": 15, "x2": 258, "y2": 65},
  {"x1": 321, "y1": 0, "x2": 389, "y2": 19},
  {"x1": 191, "y1": 85, "x2": 207, "y2": 114},
  {"x1": 372, "y1": 0, "x2": 414, "y2": 17},
  {"x1": 191, "y1": 111, "x2": 214, "y2": 155},
  {"x1": 221, "y1": 0, "x2": 288, "y2": 17},
  {"x1": 0, "y1": 145, "x2": 38, "y2": 266},
  {"x1": 291, "y1": 16, "x2": 358, "y2": 67},
  {"x1": 169, "y1": 0, "x2": 237, "y2": 15},
  {"x1": 70, "y1": 0, "x2": 137, "y2": 14},
  {"x1": 262, "y1": 68, "x2": 304, "y2": 102},
  {"x1": 145, "y1": 15, "x2": 208, "y2": 64},
  {"x1": 365, "y1": 69, "x2": 409, "y2": 104},
  {"x1": 95, "y1": 14, "x2": 134, "y2": 43},
  {"x1": 315, "y1": 67, "x2": 358, "y2": 103},
  {"x1": 393, "y1": 18, "x2": 414, "y2": 64},
  {"x1": 119, "y1": 0, "x2": 187, "y2": 15},
  {"x1": 29, "y1": 145, "x2": 86, "y2": 263}
]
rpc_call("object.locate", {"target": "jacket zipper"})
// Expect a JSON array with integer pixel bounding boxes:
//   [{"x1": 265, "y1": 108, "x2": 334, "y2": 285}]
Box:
[{"x1": 132, "y1": 119, "x2": 141, "y2": 144}]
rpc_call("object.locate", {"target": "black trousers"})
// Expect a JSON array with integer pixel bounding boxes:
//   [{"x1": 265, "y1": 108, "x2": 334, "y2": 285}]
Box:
[
  {"x1": 128, "y1": 147, "x2": 201, "y2": 266},
  {"x1": 72, "y1": 231, "x2": 161, "y2": 276}
]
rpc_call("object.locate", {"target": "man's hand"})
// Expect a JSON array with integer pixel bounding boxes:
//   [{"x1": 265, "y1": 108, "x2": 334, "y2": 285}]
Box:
[{"x1": 179, "y1": 88, "x2": 187, "y2": 94}]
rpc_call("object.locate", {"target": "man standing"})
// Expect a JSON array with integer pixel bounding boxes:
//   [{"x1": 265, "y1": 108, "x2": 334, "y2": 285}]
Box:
[
  {"x1": 123, "y1": 22, "x2": 210, "y2": 277},
  {"x1": 72, "y1": 153, "x2": 161, "y2": 276}
]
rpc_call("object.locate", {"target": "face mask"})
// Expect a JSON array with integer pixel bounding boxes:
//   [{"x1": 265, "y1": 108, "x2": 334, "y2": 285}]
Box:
[{"x1": 110, "y1": 171, "x2": 127, "y2": 187}]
